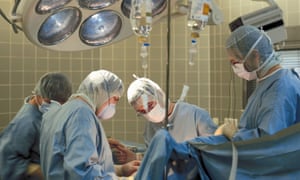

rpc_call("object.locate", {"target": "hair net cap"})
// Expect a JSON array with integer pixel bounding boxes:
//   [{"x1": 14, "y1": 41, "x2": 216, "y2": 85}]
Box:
[
  {"x1": 76, "y1": 69, "x2": 124, "y2": 110},
  {"x1": 33, "y1": 72, "x2": 72, "y2": 103},
  {"x1": 226, "y1": 25, "x2": 274, "y2": 62},
  {"x1": 226, "y1": 25, "x2": 280, "y2": 76},
  {"x1": 127, "y1": 77, "x2": 165, "y2": 108}
]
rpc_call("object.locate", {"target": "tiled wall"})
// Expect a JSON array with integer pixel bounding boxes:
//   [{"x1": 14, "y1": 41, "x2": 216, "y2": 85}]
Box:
[
  {"x1": 0, "y1": 0, "x2": 211, "y2": 144},
  {"x1": 0, "y1": 0, "x2": 299, "y2": 144}
]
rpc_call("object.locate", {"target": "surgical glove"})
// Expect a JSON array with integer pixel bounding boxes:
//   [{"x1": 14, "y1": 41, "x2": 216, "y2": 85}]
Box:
[
  {"x1": 115, "y1": 160, "x2": 141, "y2": 177},
  {"x1": 112, "y1": 146, "x2": 137, "y2": 164},
  {"x1": 214, "y1": 124, "x2": 225, "y2": 136},
  {"x1": 27, "y1": 163, "x2": 43, "y2": 179},
  {"x1": 222, "y1": 122, "x2": 238, "y2": 140},
  {"x1": 108, "y1": 138, "x2": 137, "y2": 164},
  {"x1": 215, "y1": 122, "x2": 238, "y2": 140}
]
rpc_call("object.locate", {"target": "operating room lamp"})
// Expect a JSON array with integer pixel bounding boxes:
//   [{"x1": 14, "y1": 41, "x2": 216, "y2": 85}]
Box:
[
  {"x1": 12, "y1": 0, "x2": 182, "y2": 52},
  {"x1": 4, "y1": 0, "x2": 224, "y2": 119}
]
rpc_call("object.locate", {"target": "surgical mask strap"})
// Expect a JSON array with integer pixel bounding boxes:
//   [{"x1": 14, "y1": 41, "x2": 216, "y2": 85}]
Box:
[
  {"x1": 255, "y1": 50, "x2": 275, "y2": 73},
  {"x1": 243, "y1": 33, "x2": 263, "y2": 62}
]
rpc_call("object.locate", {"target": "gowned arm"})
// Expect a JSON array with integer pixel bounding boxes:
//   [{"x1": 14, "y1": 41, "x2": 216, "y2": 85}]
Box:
[
  {"x1": 1, "y1": 122, "x2": 36, "y2": 179},
  {"x1": 63, "y1": 118, "x2": 103, "y2": 179},
  {"x1": 196, "y1": 110, "x2": 218, "y2": 136},
  {"x1": 233, "y1": 93, "x2": 293, "y2": 141}
]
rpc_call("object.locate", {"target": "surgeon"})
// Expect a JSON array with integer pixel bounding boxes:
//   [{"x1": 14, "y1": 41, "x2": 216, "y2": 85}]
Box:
[
  {"x1": 39, "y1": 69, "x2": 140, "y2": 180},
  {"x1": 215, "y1": 25, "x2": 300, "y2": 141},
  {"x1": 135, "y1": 25, "x2": 300, "y2": 179},
  {"x1": 127, "y1": 77, "x2": 217, "y2": 146},
  {"x1": 125, "y1": 77, "x2": 217, "y2": 179},
  {"x1": 112, "y1": 78, "x2": 217, "y2": 165},
  {"x1": 0, "y1": 72, "x2": 72, "y2": 180}
]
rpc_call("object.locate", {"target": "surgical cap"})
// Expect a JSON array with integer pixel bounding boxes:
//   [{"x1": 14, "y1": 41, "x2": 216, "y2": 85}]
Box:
[
  {"x1": 127, "y1": 77, "x2": 165, "y2": 108},
  {"x1": 77, "y1": 70, "x2": 124, "y2": 110},
  {"x1": 226, "y1": 25, "x2": 281, "y2": 76},
  {"x1": 33, "y1": 72, "x2": 72, "y2": 103}
]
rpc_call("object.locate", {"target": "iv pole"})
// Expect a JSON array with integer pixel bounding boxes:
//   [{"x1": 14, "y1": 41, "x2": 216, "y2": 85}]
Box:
[
  {"x1": 164, "y1": 0, "x2": 171, "y2": 130},
  {"x1": 163, "y1": 0, "x2": 171, "y2": 179}
]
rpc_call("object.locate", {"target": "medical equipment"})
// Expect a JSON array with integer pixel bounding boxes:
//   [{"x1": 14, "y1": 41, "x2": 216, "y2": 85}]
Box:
[
  {"x1": 130, "y1": 0, "x2": 153, "y2": 72},
  {"x1": 4, "y1": 0, "x2": 223, "y2": 53},
  {"x1": 181, "y1": 0, "x2": 223, "y2": 65},
  {"x1": 229, "y1": 0, "x2": 287, "y2": 44},
  {"x1": 188, "y1": 39, "x2": 197, "y2": 66},
  {"x1": 10, "y1": 0, "x2": 181, "y2": 52},
  {"x1": 187, "y1": 0, "x2": 210, "y2": 38},
  {"x1": 184, "y1": 0, "x2": 223, "y2": 36},
  {"x1": 187, "y1": 0, "x2": 209, "y2": 66},
  {"x1": 130, "y1": 0, "x2": 153, "y2": 40},
  {"x1": 140, "y1": 42, "x2": 150, "y2": 70}
]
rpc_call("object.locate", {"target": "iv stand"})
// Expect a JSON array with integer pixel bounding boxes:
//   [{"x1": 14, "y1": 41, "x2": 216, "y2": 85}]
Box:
[
  {"x1": 164, "y1": 0, "x2": 171, "y2": 130},
  {"x1": 163, "y1": 0, "x2": 171, "y2": 179}
]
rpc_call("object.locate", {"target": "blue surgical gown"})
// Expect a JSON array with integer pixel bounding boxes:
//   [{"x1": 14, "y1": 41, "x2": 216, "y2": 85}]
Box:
[
  {"x1": 136, "y1": 69, "x2": 300, "y2": 179},
  {"x1": 143, "y1": 101, "x2": 217, "y2": 146},
  {"x1": 0, "y1": 97, "x2": 42, "y2": 180},
  {"x1": 136, "y1": 126, "x2": 300, "y2": 180},
  {"x1": 233, "y1": 69, "x2": 300, "y2": 141},
  {"x1": 40, "y1": 99, "x2": 117, "y2": 180}
]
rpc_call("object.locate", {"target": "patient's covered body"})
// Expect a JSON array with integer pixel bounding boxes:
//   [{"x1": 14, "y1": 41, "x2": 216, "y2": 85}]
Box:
[{"x1": 136, "y1": 123, "x2": 300, "y2": 180}]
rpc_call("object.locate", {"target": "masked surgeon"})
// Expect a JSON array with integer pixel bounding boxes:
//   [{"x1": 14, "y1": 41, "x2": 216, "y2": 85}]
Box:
[
  {"x1": 215, "y1": 25, "x2": 300, "y2": 141},
  {"x1": 39, "y1": 70, "x2": 140, "y2": 180},
  {"x1": 127, "y1": 77, "x2": 217, "y2": 146},
  {"x1": 0, "y1": 72, "x2": 72, "y2": 180}
]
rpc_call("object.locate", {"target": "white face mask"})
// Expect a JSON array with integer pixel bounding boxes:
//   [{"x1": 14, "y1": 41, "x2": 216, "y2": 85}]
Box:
[
  {"x1": 143, "y1": 104, "x2": 165, "y2": 123},
  {"x1": 38, "y1": 100, "x2": 61, "y2": 114},
  {"x1": 232, "y1": 63, "x2": 257, "y2": 81},
  {"x1": 97, "y1": 104, "x2": 116, "y2": 120},
  {"x1": 231, "y1": 32, "x2": 270, "y2": 81}
]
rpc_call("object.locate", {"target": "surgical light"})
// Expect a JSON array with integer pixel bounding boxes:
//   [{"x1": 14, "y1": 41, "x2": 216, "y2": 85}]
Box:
[
  {"x1": 78, "y1": 0, "x2": 116, "y2": 10},
  {"x1": 38, "y1": 7, "x2": 81, "y2": 45},
  {"x1": 80, "y1": 10, "x2": 122, "y2": 46},
  {"x1": 36, "y1": 0, "x2": 71, "y2": 14},
  {"x1": 12, "y1": 0, "x2": 181, "y2": 52}
]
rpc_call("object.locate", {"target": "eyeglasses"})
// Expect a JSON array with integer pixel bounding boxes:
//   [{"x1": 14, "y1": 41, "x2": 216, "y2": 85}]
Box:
[{"x1": 135, "y1": 101, "x2": 156, "y2": 115}]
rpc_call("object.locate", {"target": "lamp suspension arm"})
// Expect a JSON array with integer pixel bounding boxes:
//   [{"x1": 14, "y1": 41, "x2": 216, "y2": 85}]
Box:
[
  {"x1": 0, "y1": 8, "x2": 22, "y2": 33},
  {"x1": 12, "y1": 0, "x2": 21, "y2": 16}
]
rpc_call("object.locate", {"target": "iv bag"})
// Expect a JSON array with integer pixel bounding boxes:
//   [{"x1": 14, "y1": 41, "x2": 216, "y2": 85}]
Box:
[
  {"x1": 130, "y1": 0, "x2": 153, "y2": 41},
  {"x1": 187, "y1": 0, "x2": 211, "y2": 36}
]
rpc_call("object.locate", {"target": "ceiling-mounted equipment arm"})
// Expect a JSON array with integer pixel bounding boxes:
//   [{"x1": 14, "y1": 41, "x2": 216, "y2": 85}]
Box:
[
  {"x1": 229, "y1": 0, "x2": 287, "y2": 44},
  {"x1": 251, "y1": 0, "x2": 276, "y2": 6}
]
